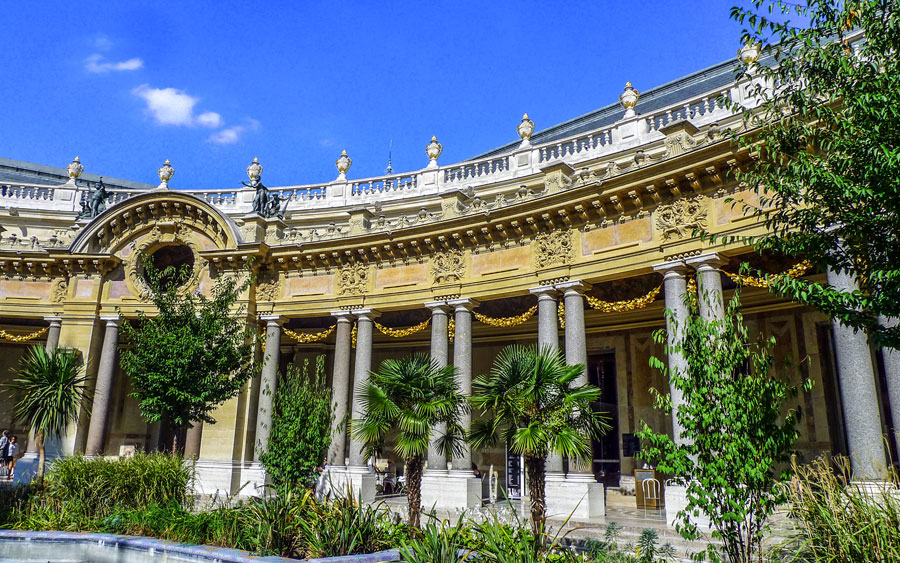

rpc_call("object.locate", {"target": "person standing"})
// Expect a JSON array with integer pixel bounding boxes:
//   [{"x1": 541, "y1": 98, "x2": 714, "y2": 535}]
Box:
[
  {"x1": 5, "y1": 436, "x2": 17, "y2": 481},
  {"x1": 0, "y1": 431, "x2": 8, "y2": 480}
]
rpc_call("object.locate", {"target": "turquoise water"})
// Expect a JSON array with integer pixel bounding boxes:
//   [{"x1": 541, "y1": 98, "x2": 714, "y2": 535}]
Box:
[{"x1": 0, "y1": 540, "x2": 202, "y2": 562}]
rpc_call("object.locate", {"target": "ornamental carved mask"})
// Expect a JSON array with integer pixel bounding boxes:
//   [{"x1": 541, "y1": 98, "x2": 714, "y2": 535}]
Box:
[{"x1": 335, "y1": 262, "x2": 369, "y2": 296}]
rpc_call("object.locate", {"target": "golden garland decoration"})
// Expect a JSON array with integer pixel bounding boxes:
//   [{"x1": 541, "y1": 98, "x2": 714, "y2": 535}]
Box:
[
  {"x1": 448, "y1": 317, "x2": 455, "y2": 343},
  {"x1": 283, "y1": 324, "x2": 336, "y2": 343},
  {"x1": 375, "y1": 318, "x2": 431, "y2": 339},
  {"x1": 474, "y1": 305, "x2": 538, "y2": 328},
  {"x1": 558, "y1": 302, "x2": 566, "y2": 329},
  {"x1": 586, "y1": 284, "x2": 663, "y2": 313},
  {"x1": 352, "y1": 323, "x2": 358, "y2": 348},
  {"x1": 722, "y1": 261, "x2": 812, "y2": 288},
  {"x1": 0, "y1": 327, "x2": 48, "y2": 343}
]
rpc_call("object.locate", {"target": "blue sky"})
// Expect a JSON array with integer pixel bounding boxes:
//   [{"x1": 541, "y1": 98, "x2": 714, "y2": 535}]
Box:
[{"x1": 2, "y1": 1, "x2": 746, "y2": 189}]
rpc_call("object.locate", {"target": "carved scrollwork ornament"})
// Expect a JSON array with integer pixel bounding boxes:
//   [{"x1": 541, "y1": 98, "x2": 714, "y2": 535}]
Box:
[
  {"x1": 124, "y1": 224, "x2": 204, "y2": 300},
  {"x1": 51, "y1": 277, "x2": 69, "y2": 303},
  {"x1": 430, "y1": 249, "x2": 466, "y2": 284},
  {"x1": 532, "y1": 230, "x2": 574, "y2": 269},
  {"x1": 336, "y1": 262, "x2": 369, "y2": 296},
  {"x1": 255, "y1": 271, "x2": 283, "y2": 302},
  {"x1": 655, "y1": 196, "x2": 708, "y2": 240}
]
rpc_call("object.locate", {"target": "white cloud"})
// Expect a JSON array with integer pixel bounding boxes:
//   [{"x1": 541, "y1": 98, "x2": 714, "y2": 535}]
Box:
[
  {"x1": 208, "y1": 119, "x2": 260, "y2": 145},
  {"x1": 94, "y1": 35, "x2": 114, "y2": 52},
  {"x1": 85, "y1": 54, "x2": 144, "y2": 73},
  {"x1": 195, "y1": 111, "x2": 224, "y2": 128},
  {"x1": 132, "y1": 84, "x2": 199, "y2": 126}
]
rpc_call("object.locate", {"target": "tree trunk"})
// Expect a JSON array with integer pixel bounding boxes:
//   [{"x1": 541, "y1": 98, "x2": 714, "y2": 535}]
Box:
[
  {"x1": 524, "y1": 453, "x2": 546, "y2": 533},
  {"x1": 171, "y1": 427, "x2": 179, "y2": 456},
  {"x1": 406, "y1": 455, "x2": 424, "y2": 529},
  {"x1": 35, "y1": 431, "x2": 46, "y2": 488}
]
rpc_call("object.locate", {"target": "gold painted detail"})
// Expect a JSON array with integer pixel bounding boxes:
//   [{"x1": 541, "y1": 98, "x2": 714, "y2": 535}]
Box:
[
  {"x1": 430, "y1": 249, "x2": 465, "y2": 284},
  {"x1": 585, "y1": 284, "x2": 662, "y2": 312},
  {"x1": 532, "y1": 230, "x2": 574, "y2": 269},
  {"x1": 474, "y1": 305, "x2": 538, "y2": 328},
  {"x1": 656, "y1": 196, "x2": 708, "y2": 240},
  {"x1": 351, "y1": 323, "x2": 357, "y2": 348},
  {"x1": 0, "y1": 327, "x2": 48, "y2": 343},
  {"x1": 558, "y1": 301, "x2": 566, "y2": 329},
  {"x1": 375, "y1": 318, "x2": 430, "y2": 339},
  {"x1": 723, "y1": 261, "x2": 812, "y2": 288},
  {"x1": 283, "y1": 325, "x2": 336, "y2": 343},
  {"x1": 448, "y1": 317, "x2": 455, "y2": 343},
  {"x1": 336, "y1": 263, "x2": 369, "y2": 296}
]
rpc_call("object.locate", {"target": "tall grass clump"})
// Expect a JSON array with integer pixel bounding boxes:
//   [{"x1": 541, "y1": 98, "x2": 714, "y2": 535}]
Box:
[
  {"x1": 44, "y1": 453, "x2": 193, "y2": 516},
  {"x1": 780, "y1": 456, "x2": 900, "y2": 562}
]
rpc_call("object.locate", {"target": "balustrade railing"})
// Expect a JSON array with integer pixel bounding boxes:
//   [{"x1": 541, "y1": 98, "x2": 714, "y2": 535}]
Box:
[
  {"x1": 351, "y1": 173, "x2": 417, "y2": 196},
  {"x1": 645, "y1": 86, "x2": 733, "y2": 132},
  {"x1": 0, "y1": 184, "x2": 55, "y2": 201},
  {"x1": 444, "y1": 155, "x2": 510, "y2": 183}
]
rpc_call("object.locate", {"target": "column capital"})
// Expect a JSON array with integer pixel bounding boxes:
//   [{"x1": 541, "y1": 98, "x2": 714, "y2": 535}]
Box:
[
  {"x1": 447, "y1": 298, "x2": 479, "y2": 312},
  {"x1": 352, "y1": 308, "x2": 381, "y2": 321},
  {"x1": 99, "y1": 314, "x2": 122, "y2": 326},
  {"x1": 330, "y1": 310, "x2": 355, "y2": 322},
  {"x1": 425, "y1": 301, "x2": 451, "y2": 313},
  {"x1": 652, "y1": 259, "x2": 689, "y2": 274},
  {"x1": 555, "y1": 280, "x2": 592, "y2": 295},
  {"x1": 529, "y1": 284, "x2": 558, "y2": 298},
  {"x1": 43, "y1": 316, "x2": 62, "y2": 325},
  {"x1": 259, "y1": 314, "x2": 286, "y2": 327},
  {"x1": 686, "y1": 252, "x2": 728, "y2": 270}
]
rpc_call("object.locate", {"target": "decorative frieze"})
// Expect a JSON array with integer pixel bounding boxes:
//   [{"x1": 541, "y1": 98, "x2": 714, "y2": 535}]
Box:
[
  {"x1": 655, "y1": 196, "x2": 708, "y2": 240},
  {"x1": 532, "y1": 230, "x2": 574, "y2": 269},
  {"x1": 336, "y1": 262, "x2": 370, "y2": 296},
  {"x1": 255, "y1": 270, "x2": 283, "y2": 302},
  {"x1": 430, "y1": 249, "x2": 466, "y2": 284}
]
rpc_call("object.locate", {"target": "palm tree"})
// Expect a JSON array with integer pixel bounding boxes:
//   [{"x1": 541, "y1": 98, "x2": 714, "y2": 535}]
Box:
[
  {"x1": 6, "y1": 345, "x2": 88, "y2": 485},
  {"x1": 351, "y1": 353, "x2": 467, "y2": 528},
  {"x1": 469, "y1": 344, "x2": 607, "y2": 531}
]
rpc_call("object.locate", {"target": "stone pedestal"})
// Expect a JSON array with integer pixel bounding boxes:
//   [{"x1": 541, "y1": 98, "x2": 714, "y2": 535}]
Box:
[
  {"x1": 665, "y1": 485, "x2": 709, "y2": 529},
  {"x1": 193, "y1": 460, "x2": 265, "y2": 498},
  {"x1": 421, "y1": 471, "x2": 482, "y2": 511},
  {"x1": 318, "y1": 466, "x2": 377, "y2": 503},
  {"x1": 544, "y1": 473, "x2": 605, "y2": 519}
]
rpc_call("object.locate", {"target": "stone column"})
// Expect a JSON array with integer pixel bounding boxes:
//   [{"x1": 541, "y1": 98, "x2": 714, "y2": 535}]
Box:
[
  {"x1": 528, "y1": 286, "x2": 564, "y2": 474},
  {"x1": 448, "y1": 298, "x2": 478, "y2": 472},
  {"x1": 348, "y1": 309, "x2": 379, "y2": 468},
  {"x1": 85, "y1": 315, "x2": 121, "y2": 456},
  {"x1": 653, "y1": 261, "x2": 691, "y2": 446},
  {"x1": 559, "y1": 280, "x2": 592, "y2": 470},
  {"x1": 425, "y1": 302, "x2": 451, "y2": 473},
  {"x1": 254, "y1": 316, "x2": 283, "y2": 462},
  {"x1": 878, "y1": 317, "x2": 900, "y2": 448},
  {"x1": 827, "y1": 268, "x2": 888, "y2": 480},
  {"x1": 327, "y1": 312, "x2": 354, "y2": 468},
  {"x1": 184, "y1": 423, "x2": 203, "y2": 460},
  {"x1": 44, "y1": 316, "x2": 62, "y2": 352},
  {"x1": 687, "y1": 253, "x2": 726, "y2": 321}
]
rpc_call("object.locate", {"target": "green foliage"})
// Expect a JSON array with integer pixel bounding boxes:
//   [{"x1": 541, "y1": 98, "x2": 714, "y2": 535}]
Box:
[
  {"x1": 260, "y1": 357, "x2": 333, "y2": 492},
  {"x1": 297, "y1": 494, "x2": 405, "y2": 559},
  {"x1": 637, "y1": 291, "x2": 808, "y2": 563},
  {"x1": 400, "y1": 517, "x2": 470, "y2": 563},
  {"x1": 5, "y1": 346, "x2": 89, "y2": 483},
  {"x1": 118, "y1": 262, "x2": 256, "y2": 451},
  {"x1": 469, "y1": 344, "x2": 607, "y2": 530},
  {"x1": 724, "y1": 0, "x2": 900, "y2": 348},
  {"x1": 351, "y1": 353, "x2": 467, "y2": 528},
  {"x1": 778, "y1": 456, "x2": 900, "y2": 562}
]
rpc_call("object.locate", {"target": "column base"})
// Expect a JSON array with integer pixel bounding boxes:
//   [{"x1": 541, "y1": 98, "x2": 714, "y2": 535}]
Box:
[
  {"x1": 317, "y1": 466, "x2": 377, "y2": 503},
  {"x1": 545, "y1": 473, "x2": 605, "y2": 519},
  {"x1": 193, "y1": 460, "x2": 267, "y2": 498},
  {"x1": 8, "y1": 452, "x2": 40, "y2": 485},
  {"x1": 664, "y1": 484, "x2": 709, "y2": 529},
  {"x1": 421, "y1": 470, "x2": 482, "y2": 511}
]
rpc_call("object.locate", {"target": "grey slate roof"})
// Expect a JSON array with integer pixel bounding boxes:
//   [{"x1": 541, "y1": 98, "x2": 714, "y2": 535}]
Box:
[
  {"x1": 0, "y1": 157, "x2": 156, "y2": 191},
  {"x1": 470, "y1": 57, "x2": 742, "y2": 161}
]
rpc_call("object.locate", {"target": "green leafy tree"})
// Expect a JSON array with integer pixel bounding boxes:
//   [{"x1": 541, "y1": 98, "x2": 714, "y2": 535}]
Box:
[
  {"x1": 119, "y1": 263, "x2": 256, "y2": 453},
  {"x1": 637, "y1": 291, "x2": 809, "y2": 563},
  {"x1": 260, "y1": 357, "x2": 333, "y2": 492},
  {"x1": 7, "y1": 346, "x2": 88, "y2": 485},
  {"x1": 351, "y1": 353, "x2": 467, "y2": 528},
  {"x1": 725, "y1": 0, "x2": 900, "y2": 348},
  {"x1": 469, "y1": 345, "x2": 606, "y2": 532}
]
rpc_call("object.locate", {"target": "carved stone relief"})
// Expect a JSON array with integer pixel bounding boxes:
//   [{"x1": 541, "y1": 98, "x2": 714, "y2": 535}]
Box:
[
  {"x1": 655, "y1": 196, "x2": 708, "y2": 240},
  {"x1": 532, "y1": 230, "x2": 574, "y2": 269},
  {"x1": 430, "y1": 249, "x2": 466, "y2": 284},
  {"x1": 123, "y1": 224, "x2": 204, "y2": 300},
  {"x1": 255, "y1": 271, "x2": 283, "y2": 302},
  {"x1": 51, "y1": 277, "x2": 68, "y2": 303},
  {"x1": 335, "y1": 262, "x2": 370, "y2": 296}
]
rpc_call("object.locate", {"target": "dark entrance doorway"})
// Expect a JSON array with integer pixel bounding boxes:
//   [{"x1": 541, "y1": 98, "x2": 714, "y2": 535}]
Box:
[{"x1": 588, "y1": 351, "x2": 620, "y2": 487}]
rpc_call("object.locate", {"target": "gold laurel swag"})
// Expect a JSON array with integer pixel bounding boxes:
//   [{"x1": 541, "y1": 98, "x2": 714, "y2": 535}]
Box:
[
  {"x1": 375, "y1": 318, "x2": 431, "y2": 339},
  {"x1": 0, "y1": 327, "x2": 48, "y2": 343},
  {"x1": 283, "y1": 324, "x2": 337, "y2": 343},
  {"x1": 722, "y1": 261, "x2": 812, "y2": 288},
  {"x1": 473, "y1": 306, "x2": 538, "y2": 328}
]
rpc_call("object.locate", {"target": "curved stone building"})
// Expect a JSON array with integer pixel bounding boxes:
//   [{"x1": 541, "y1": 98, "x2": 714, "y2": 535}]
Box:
[{"x1": 0, "y1": 52, "x2": 894, "y2": 519}]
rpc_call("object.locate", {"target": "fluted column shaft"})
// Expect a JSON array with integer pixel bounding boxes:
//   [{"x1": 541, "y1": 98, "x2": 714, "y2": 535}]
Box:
[
  {"x1": 254, "y1": 316, "x2": 283, "y2": 462},
  {"x1": 449, "y1": 298, "x2": 478, "y2": 473},
  {"x1": 85, "y1": 316, "x2": 121, "y2": 456},
  {"x1": 349, "y1": 309, "x2": 379, "y2": 468},
  {"x1": 426, "y1": 302, "x2": 450, "y2": 472},
  {"x1": 827, "y1": 268, "x2": 887, "y2": 480},
  {"x1": 529, "y1": 285, "x2": 563, "y2": 474},
  {"x1": 327, "y1": 312, "x2": 354, "y2": 467},
  {"x1": 654, "y1": 262, "x2": 690, "y2": 447}
]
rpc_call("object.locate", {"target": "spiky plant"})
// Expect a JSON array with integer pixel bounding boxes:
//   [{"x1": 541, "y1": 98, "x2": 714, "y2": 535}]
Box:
[
  {"x1": 6, "y1": 345, "x2": 88, "y2": 485},
  {"x1": 351, "y1": 353, "x2": 467, "y2": 528},
  {"x1": 469, "y1": 344, "x2": 607, "y2": 532}
]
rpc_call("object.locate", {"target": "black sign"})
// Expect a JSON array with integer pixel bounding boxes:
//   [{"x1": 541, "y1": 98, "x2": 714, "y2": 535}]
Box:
[
  {"x1": 506, "y1": 443, "x2": 521, "y2": 498},
  {"x1": 622, "y1": 433, "x2": 641, "y2": 457}
]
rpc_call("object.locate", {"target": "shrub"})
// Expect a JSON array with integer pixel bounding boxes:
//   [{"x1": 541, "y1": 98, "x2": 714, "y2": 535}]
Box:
[{"x1": 298, "y1": 493, "x2": 404, "y2": 558}]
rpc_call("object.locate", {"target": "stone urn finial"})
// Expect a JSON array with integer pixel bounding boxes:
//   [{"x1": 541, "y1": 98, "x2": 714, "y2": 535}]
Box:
[
  {"x1": 619, "y1": 82, "x2": 640, "y2": 119},
  {"x1": 66, "y1": 156, "x2": 84, "y2": 183},
  {"x1": 517, "y1": 113, "x2": 535, "y2": 147},
  {"x1": 335, "y1": 150, "x2": 352, "y2": 181},
  {"x1": 425, "y1": 136, "x2": 443, "y2": 169},
  {"x1": 157, "y1": 159, "x2": 174, "y2": 189},
  {"x1": 738, "y1": 42, "x2": 761, "y2": 66},
  {"x1": 246, "y1": 157, "x2": 263, "y2": 186}
]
